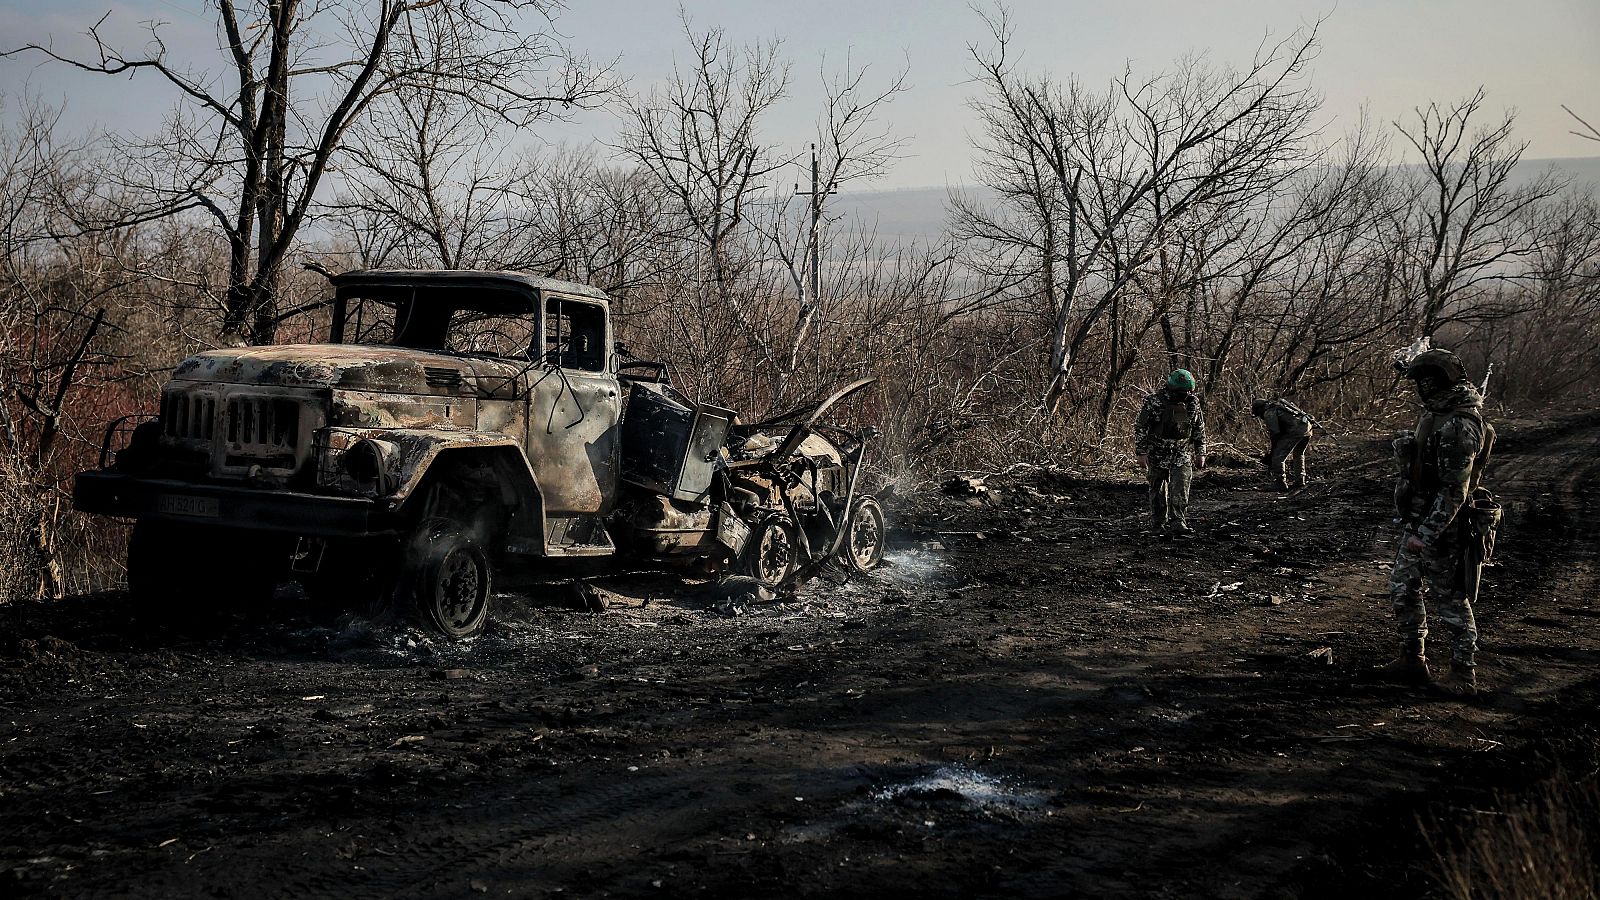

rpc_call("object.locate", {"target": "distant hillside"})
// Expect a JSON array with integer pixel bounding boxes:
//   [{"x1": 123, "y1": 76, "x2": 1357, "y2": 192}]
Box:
[
  {"x1": 833, "y1": 156, "x2": 1600, "y2": 246},
  {"x1": 830, "y1": 186, "x2": 963, "y2": 246}
]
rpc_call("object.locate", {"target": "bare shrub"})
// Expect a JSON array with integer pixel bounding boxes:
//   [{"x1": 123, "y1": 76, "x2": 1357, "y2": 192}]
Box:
[{"x1": 1429, "y1": 774, "x2": 1600, "y2": 900}]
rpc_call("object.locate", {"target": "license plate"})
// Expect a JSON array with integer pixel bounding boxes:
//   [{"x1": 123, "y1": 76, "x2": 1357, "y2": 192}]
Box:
[{"x1": 157, "y1": 494, "x2": 219, "y2": 518}]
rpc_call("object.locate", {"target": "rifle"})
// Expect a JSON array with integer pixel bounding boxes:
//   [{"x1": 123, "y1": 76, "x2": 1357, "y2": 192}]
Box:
[
  {"x1": 1391, "y1": 433, "x2": 1421, "y2": 524},
  {"x1": 1459, "y1": 407, "x2": 1500, "y2": 600},
  {"x1": 1461, "y1": 488, "x2": 1501, "y2": 605}
]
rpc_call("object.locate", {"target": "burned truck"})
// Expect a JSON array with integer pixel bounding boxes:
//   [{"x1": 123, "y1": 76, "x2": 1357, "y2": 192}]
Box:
[{"x1": 74, "y1": 270, "x2": 886, "y2": 637}]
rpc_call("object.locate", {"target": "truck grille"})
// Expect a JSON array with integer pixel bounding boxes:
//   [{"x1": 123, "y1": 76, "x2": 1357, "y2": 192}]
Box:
[
  {"x1": 159, "y1": 387, "x2": 315, "y2": 476},
  {"x1": 162, "y1": 392, "x2": 217, "y2": 441},
  {"x1": 226, "y1": 396, "x2": 301, "y2": 458}
]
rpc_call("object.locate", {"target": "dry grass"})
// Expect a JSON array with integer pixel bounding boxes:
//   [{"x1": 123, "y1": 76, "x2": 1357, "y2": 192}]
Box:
[{"x1": 1429, "y1": 774, "x2": 1600, "y2": 900}]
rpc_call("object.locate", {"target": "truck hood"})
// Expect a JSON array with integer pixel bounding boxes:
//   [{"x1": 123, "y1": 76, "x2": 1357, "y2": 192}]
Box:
[{"x1": 171, "y1": 344, "x2": 524, "y2": 397}]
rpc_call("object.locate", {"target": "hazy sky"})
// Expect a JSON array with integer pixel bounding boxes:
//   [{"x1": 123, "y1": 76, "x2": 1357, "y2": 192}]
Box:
[{"x1": 2, "y1": 0, "x2": 1597, "y2": 189}]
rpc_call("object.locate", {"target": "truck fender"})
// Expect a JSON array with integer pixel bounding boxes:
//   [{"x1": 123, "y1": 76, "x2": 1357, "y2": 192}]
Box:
[{"x1": 331, "y1": 427, "x2": 546, "y2": 554}]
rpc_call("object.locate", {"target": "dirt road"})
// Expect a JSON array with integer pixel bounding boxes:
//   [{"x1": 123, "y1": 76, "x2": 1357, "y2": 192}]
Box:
[{"x1": 4, "y1": 413, "x2": 1599, "y2": 898}]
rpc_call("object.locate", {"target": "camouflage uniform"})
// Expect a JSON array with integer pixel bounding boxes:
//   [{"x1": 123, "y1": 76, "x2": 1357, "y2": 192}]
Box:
[
  {"x1": 1135, "y1": 387, "x2": 1207, "y2": 532},
  {"x1": 1388, "y1": 383, "x2": 1488, "y2": 667},
  {"x1": 1255, "y1": 399, "x2": 1313, "y2": 488}
]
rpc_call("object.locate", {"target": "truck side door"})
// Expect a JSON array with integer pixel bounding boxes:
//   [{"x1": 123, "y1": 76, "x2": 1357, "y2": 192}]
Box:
[{"x1": 527, "y1": 294, "x2": 622, "y2": 515}]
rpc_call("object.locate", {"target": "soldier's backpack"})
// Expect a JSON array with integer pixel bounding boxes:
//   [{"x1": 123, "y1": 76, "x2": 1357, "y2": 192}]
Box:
[{"x1": 1158, "y1": 394, "x2": 1197, "y2": 440}]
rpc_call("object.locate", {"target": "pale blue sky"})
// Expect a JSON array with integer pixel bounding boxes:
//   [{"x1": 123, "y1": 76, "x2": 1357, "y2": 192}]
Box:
[{"x1": 2, "y1": 0, "x2": 1597, "y2": 189}]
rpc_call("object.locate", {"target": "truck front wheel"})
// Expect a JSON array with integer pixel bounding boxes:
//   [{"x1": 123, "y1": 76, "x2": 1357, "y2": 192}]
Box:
[{"x1": 399, "y1": 517, "x2": 493, "y2": 640}]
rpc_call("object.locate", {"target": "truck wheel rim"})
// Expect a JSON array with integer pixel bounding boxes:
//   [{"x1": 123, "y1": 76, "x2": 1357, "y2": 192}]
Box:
[
  {"x1": 437, "y1": 549, "x2": 484, "y2": 631},
  {"x1": 849, "y1": 504, "x2": 885, "y2": 569},
  {"x1": 757, "y1": 525, "x2": 793, "y2": 582}
]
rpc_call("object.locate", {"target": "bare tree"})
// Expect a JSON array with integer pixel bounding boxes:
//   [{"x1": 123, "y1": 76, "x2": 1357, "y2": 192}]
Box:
[
  {"x1": 1563, "y1": 105, "x2": 1600, "y2": 143},
  {"x1": 1179, "y1": 117, "x2": 1400, "y2": 404},
  {"x1": 765, "y1": 54, "x2": 908, "y2": 379},
  {"x1": 959, "y1": 9, "x2": 1324, "y2": 417},
  {"x1": 1393, "y1": 89, "x2": 1564, "y2": 335},
  {"x1": 4, "y1": 0, "x2": 610, "y2": 344},
  {"x1": 618, "y1": 19, "x2": 792, "y2": 383},
  {"x1": 1472, "y1": 184, "x2": 1600, "y2": 402},
  {"x1": 327, "y1": 45, "x2": 513, "y2": 270},
  {"x1": 500, "y1": 149, "x2": 683, "y2": 296},
  {"x1": 0, "y1": 96, "x2": 127, "y2": 600}
]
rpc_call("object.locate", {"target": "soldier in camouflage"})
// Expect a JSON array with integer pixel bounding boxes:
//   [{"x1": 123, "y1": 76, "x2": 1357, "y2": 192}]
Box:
[
  {"x1": 1135, "y1": 369, "x2": 1208, "y2": 537},
  {"x1": 1377, "y1": 348, "x2": 1494, "y2": 696},
  {"x1": 1250, "y1": 398, "x2": 1314, "y2": 490}
]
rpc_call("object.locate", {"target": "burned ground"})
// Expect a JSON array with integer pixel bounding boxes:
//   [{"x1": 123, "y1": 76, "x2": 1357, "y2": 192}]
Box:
[{"x1": 3, "y1": 412, "x2": 1600, "y2": 898}]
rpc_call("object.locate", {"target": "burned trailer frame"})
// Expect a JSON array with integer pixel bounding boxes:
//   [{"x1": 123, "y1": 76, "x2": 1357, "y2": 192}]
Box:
[
  {"x1": 73, "y1": 269, "x2": 888, "y2": 638},
  {"x1": 732, "y1": 378, "x2": 882, "y2": 588},
  {"x1": 608, "y1": 375, "x2": 884, "y2": 590}
]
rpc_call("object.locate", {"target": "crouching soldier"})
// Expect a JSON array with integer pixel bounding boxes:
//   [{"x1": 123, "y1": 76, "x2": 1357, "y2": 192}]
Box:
[
  {"x1": 1135, "y1": 369, "x2": 1208, "y2": 538},
  {"x1": 1379, "y1": 348, "x2": 1496, "y2": 695},
  {"x1": 1250, "y1": 398, "x2": 1315, "y2": 490}
]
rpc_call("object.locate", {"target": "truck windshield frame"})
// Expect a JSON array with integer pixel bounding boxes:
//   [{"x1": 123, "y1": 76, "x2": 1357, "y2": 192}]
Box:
[{"x1": 332, "y1": 284, "x2": 541, "y2": 357}]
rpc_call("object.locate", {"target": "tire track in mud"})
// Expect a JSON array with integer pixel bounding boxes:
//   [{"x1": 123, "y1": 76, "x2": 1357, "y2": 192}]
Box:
[
  {"x1": 274, "y1": 773, "x2": 704, "y2": 900},
  {"x1": 1490, "y1": 422, "x2": 1600, "y2": 536},
  {"x1": 1475, "y1": 422, "x2": 1600, "y2": 691},
  {"x1": 1469, "y1": 422, "x2": 1600, "y2": 614}
]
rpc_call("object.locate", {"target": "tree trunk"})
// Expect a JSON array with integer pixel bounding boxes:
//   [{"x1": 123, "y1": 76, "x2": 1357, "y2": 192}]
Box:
[{"x1": 31, "y1": 490, "x2": 63, "y2": 600}]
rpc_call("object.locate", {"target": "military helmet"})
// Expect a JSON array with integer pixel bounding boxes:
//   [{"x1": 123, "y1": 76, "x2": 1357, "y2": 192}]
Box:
[
  {"x1": 1404, "y1": 348, "x2": 1467, "y2": 385},
  {"x1": 1251, "y1": 398, "x2": 1267, "y2": 416},
  {"x1": 1167, "y1": 369, "x2": 1196, "y2": 391}
]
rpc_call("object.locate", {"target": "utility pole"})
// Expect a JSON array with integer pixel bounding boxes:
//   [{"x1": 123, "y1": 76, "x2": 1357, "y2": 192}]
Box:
[{"x1": 794, "y1": 143, "x2": 837, "y2": 312}]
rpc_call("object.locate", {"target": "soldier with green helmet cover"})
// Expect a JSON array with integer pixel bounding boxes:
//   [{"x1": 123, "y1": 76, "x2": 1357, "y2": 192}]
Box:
[
  {"x1": 1134, "y1": 369, "x2": 1208, "y2": 537},
  {"x1": 1377, "y1": 346, "x2": 1497, "y2": 696}
]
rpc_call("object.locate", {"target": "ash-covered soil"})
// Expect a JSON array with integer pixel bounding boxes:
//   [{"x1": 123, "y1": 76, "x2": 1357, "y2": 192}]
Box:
[{"x1": 4, "y1": 413, "x2": 1600, "y2": 899}]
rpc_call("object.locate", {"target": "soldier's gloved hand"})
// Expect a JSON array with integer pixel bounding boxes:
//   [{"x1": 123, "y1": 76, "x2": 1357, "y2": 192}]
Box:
[
  {"x1": 1137, "y1": 453, "x2": 1149, "y2": 468},
  {"x1": 1194, "y1": 454, "x2": 1207, "y2": 470},
  {"x1": 1404, "y1": 534, "x2": 1426, "y2": 554}
]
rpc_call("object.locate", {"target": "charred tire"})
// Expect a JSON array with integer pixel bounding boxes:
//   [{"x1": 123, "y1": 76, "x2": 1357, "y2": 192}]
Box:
[
  {"x1": 740, "y1": 516, "x2": 798, "y2": 587},
  {"x1": 127, "y1": 520, "x2": 281, "y2": 617},
  {"x1": 838, "y1": 496, "x2": 887, "y2": 573},
  {"x1": 399, "y1": 517, "x2": 493, "y2": 640}
]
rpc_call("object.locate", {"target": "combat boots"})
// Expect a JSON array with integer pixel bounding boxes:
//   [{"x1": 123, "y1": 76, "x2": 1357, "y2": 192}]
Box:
[
  {"x1": 1435, "y1": 664, "x2": 1479, "y2": 697},
  {"x1": 1371, "y1": 654, "x2": 1431, "y2": 685}
]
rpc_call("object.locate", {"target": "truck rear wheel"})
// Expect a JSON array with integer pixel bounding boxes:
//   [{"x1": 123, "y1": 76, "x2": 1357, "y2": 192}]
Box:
[
  {"x1": 740, "y1": 516, "x2": 797, "y2": 587},
  {"x1": 398, "y1": 517, "x2": 493, "y2": 640}
]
